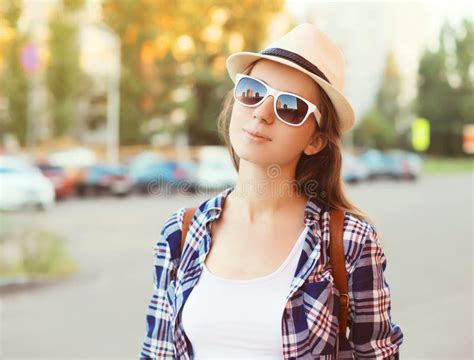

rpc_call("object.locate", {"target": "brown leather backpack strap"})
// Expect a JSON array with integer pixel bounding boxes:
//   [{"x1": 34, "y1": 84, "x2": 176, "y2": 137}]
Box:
[
  {"x1": 329, "y1": 209, "x2": 349, "y2": 339},
  {"x1": 181, "y1": 207, "x2": 197, "y2": 256}
]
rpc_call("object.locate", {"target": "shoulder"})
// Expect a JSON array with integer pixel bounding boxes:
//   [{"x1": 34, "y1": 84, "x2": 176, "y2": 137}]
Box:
[
  {"x1": 341, "y1": 212, "x2": 379, "y2": 275},
  {"x1": 152, "y1": 207, "x2": 185, "y2": 261},
  {"x1": 154, "y1": 190, "x2": 225, "y2": 259}
]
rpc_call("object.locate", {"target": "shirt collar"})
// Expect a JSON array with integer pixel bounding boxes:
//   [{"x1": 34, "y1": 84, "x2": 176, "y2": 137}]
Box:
[{"x1": 201, "y1": 186, "x2": 324, "y2": 224}]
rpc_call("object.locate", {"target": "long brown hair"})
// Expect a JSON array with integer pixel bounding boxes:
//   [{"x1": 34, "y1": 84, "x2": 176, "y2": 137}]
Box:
[{"x1": 217, "y1": 60, "x2": 370, "y2": 223}]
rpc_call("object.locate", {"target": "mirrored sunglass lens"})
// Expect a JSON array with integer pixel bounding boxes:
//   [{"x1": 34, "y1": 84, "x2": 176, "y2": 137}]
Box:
[
  {"x1": 235, "y1": 77, "x2": 267, "y2": 105},
  {"x1": 276, "y1": 94, "x2": 308, "y2": 124}
]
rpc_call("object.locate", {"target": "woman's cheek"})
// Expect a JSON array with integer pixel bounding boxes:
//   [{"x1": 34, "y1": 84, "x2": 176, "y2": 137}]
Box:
[{"x1": 268, "y1": 133, "x2": 303, "y2": 164}]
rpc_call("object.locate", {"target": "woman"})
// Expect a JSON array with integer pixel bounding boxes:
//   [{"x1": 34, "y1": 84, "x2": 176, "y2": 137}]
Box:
[{"x1": 140, "y1": 23, "x2": 403, "y2": 359}]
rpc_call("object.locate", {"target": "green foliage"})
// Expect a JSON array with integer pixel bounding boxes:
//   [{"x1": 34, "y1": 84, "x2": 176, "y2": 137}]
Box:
[
  {"x1": 354, "y1": 51, "x2": 399, "y2": 150},
  {"x1": 63, "y1": 0, "x2": 84, "y2": 12},
  {"x1": 0, "y1": 0, "x2": 21, "y2": 25},
  {"x1": 422, "y1": 156, "x2": 473, "y2": 174},
  {"x1": 0, "y1": 0, "x2": 28, "y2": 145},
  {"x1": 416, "y1": 19, "x2": 474, "y2": 156},
  {"x1": 45, "y1": 0, "x2": 86, "y2": 137},
  {"x1": 376, "y1": 51, "x2": 401, "y2": 127},
  {"x1": 102, "y1": 0, "x2": 285, "y2": 145},
  {"x1": 0, "y1": 219, "x2": 77, "y2": 278},
  {"x1": 353, "y1": 108, "x2": 396, "y2": 150}
]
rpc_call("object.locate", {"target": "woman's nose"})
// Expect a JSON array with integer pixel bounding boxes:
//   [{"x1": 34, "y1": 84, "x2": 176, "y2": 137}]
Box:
[{"x1": 251, "y1": 96, "x2": 275, "y2": 124}]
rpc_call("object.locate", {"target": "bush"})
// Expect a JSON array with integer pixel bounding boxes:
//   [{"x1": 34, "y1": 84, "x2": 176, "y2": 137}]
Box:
[
  {"x1": 353, "y1": 108, "x2": 396, "y2": 150},
  {"x1": 0, "y1": 217, "x2": 77, "y2": 278}
]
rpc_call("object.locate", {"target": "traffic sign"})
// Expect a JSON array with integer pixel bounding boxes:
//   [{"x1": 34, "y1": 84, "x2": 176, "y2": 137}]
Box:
[
  {"x1": 412, "y1": 117, "x2": 430, "y2": 152},
  {"x1": 20, "y1": 42, "x2": 39, "y2": 75}
]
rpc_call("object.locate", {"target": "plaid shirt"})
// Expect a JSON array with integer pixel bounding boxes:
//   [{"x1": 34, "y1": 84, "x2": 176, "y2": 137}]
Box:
[{"x1": 140, "y1": 187, "x2": 403, "y2": 359}]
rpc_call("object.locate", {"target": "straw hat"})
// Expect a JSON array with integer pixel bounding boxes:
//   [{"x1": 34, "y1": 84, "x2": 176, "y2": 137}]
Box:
[{"x1": 226, "y1": 23, "x2": 355, "y2": 133}]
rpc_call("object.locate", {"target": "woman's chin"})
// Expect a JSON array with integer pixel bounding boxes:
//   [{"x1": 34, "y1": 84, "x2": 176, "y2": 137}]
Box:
[{"x1": 233, "y1": 147, "x2": 275, "y2": 166}]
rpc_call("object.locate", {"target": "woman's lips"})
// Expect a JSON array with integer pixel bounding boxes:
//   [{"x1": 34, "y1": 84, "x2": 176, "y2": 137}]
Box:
[{"x1": 242, "y1": 128, "x2": 272, "y2": 142}]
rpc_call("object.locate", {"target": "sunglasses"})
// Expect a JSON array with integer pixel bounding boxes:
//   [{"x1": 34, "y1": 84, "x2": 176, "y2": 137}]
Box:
[{"x1": 233, "y1": 73, "x2": 322, "y2": 127}]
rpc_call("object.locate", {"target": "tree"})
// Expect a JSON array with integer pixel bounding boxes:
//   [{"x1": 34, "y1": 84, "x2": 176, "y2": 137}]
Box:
[
  {"x1": 354, "y1": 50, "x2": 400, "y2": 150},
  {"x1": 0, "y1": 0, "x2": 28, "y2": 145},
  {"x1": 353, "y1": 108, "x2": 395, "y2": 150},
  {"x1": 416, "y1": 19, "x2": 474, "y2": 156},
  {"x1": 102, "y1": 0, "x2": 285, "y2": 145},
  {"x1": 45, "y1": 0, "x2": 86, "y2": 137},
  {"x1": 376, "y1": 51, "x2": 401, "y2": 129}
]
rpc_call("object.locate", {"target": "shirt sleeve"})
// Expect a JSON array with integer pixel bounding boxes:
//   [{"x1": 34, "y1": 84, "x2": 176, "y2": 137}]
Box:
[
  {"x1": 347, "y1": 225, "x2": 404, "y2": 359},
  {"x1": 139, "y1": 210, "x2": 182, "y2": 359}
]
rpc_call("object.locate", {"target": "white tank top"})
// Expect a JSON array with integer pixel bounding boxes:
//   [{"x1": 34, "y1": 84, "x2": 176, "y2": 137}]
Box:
[{"x1": 181, "y1": 226, "x2": 308, "y2": 359}]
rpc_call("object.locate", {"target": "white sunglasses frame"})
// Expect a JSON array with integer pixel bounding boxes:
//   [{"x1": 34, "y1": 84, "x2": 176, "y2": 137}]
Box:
[{"x1": 233, "y1": 73, "x2": 322, "y2": 128}]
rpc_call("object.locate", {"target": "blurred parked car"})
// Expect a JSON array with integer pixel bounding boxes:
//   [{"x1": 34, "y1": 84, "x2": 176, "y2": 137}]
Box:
[
  {"x1": 384, "y1": 150, "x2": 423, "y2": 180},
  {"x1": 359, "y1": 149, "x2": 390, "y2": 179},
  {"x1": 37, "y1": 163, "x2": 75, "y2": 199},
  {"x1": 128, "y1": 152, "x2": 197, "y2": 194},
  {"x1": 196, "y1": 146, "x2": 237, "y2": 191},
  {"x1": 0, "y1": 155, "x2": 55, "y2": 211},
  {"x1": 342, "y1": 151, "x2": 369, "y2": 183},
  {"x1": 48, "y1": 147, "x2": 97, "y2": 168},
  {"x1": 48, "y1": 147, "x2": 98, "y2": 191},
  {"x1": 76, "y1": 164, "x2": 132, "y2": 197}
]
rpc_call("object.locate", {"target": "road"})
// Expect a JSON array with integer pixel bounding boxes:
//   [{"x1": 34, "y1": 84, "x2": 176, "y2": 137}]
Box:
[{"x1": 1, "y1": 172, "x2": 473, "y2": 359}]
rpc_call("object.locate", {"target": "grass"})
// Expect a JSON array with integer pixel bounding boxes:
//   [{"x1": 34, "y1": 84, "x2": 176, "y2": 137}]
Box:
[
  {"x1": 0, "y1": 217, "x2": 77, "y2": 279},
  {"x1": 422, "y1": 157, "x2": 473, "y2": 174}
]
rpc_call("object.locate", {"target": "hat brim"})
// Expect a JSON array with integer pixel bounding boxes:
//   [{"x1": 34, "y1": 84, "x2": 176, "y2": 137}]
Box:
[{"x1": 226, "y1": 51, "x2": 355, "y2": 133}]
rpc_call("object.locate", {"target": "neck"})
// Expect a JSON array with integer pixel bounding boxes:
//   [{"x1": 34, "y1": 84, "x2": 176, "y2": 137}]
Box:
[{"x1": 226, "y1": 159, "x2": 308, "y2": 225}]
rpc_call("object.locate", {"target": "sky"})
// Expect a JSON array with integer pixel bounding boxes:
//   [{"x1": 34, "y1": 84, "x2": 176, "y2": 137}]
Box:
[
  {"x1": 284, "y1": 0, "x2": 473, "y2": 123},
  {"x1": 286, "y1": 0, "x2": 473, "y2": 49}
]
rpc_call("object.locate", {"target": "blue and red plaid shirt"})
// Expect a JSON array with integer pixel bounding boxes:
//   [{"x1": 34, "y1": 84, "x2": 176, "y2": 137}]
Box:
[{"x1": 140, "y1": 187, "x2": 403, "y2": 359}]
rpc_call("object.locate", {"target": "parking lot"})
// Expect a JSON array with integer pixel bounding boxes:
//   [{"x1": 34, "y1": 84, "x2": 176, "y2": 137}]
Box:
[{"x1": 1, "y1": 172, "x2": 473, "y2": 359}]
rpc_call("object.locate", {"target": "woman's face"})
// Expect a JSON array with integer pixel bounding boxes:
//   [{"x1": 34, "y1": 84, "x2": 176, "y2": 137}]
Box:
[{"x1": 229, "y1": 59, "x2": 324, "y2": 168}]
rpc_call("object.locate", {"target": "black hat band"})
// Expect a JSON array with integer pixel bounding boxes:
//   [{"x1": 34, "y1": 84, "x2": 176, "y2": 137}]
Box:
[{"x1": 260, "y1": 47, "x2": 331, "y2": 85}]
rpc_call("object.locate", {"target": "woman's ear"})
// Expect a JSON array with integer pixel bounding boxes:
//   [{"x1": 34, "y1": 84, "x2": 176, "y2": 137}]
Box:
[{"x1": 303, "y1": 133, "x2": 327, "y2": 156}]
